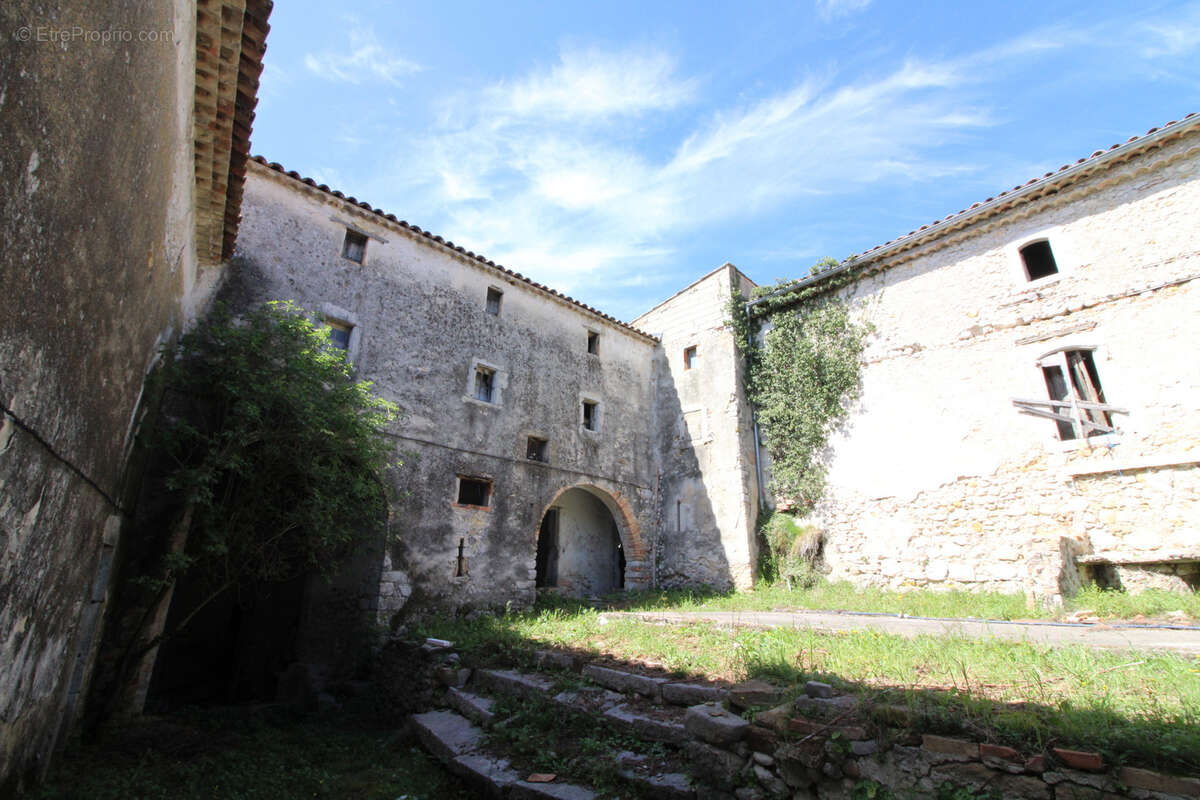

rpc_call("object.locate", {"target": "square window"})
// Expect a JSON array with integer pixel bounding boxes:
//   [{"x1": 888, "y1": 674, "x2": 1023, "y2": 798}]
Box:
[
  {"x1": 526, "y1": 436, "x2": 548, "y2": 462},
  {"x1": 342, "y1": 229, "x2": 367, "y2": 263},
  {"x1": 684, "y1": 345, "x2": 699, "y2": 370},
  {"x1": 326, "y1": 320, "x2": 352, "y2": 351},
  {"x1": 486, "y1": 287, "x2": 503, "y2": 316},
  {"x1": 582, "y1": 400, "x2": 599, "y2": 431},
  {"x1": 587, "y1": 330, "x2": 600, "y2": 355},
  {"x1": 456, "y1": 476, "x2": 492, "y2": 507},
  {"x1": 1020, "y1": 240, "x2": 1058, "y2": 281},
  {"x1": 474, "y1": 366, "x2": 496, "y2": 403}
]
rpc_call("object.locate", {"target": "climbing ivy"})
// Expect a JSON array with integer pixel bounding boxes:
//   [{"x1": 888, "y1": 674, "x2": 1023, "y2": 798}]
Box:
[{"x1": 728, "y1": 262, "x2": 870, "y2": 510}]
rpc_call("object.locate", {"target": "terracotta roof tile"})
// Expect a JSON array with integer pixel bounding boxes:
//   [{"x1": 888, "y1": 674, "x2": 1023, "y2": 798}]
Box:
[{"x1": 247, "y1": 156, "x2": 657, "y2": 341}]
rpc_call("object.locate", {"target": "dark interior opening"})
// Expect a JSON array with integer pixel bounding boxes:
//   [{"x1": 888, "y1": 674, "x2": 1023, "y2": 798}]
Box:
[
  {"x1": 535, "y1": 508, "x2": 559, "y2": 587},
  {"x1": 457, "y1": 477, "x2": 491, "y2": 506},
  {"x1": 1020, "y1": 240, "x2": 1058, "y2": 280}
]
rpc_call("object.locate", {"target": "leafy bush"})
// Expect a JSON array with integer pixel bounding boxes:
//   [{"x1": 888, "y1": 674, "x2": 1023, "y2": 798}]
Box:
[
  {"x1": 758, "y1": 510, "x2": 824, "y2": 588},
  {"x1": 142, "y1": 300, "x2": 402, "y2": 627}
]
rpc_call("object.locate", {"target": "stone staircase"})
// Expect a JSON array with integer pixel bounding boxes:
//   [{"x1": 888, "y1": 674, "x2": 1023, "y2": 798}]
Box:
[{"x1": 409, "y1": 641, "x2": 1200, "y2": 800}]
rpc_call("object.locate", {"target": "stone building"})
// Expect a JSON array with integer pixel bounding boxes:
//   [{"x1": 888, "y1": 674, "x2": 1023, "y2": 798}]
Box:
[
  {"x1": 229, "y1": 160, "x2": 762, "y2": 618},
  {"x1": 749, "y1": 114, "x2": 1200, "y2": 603},
  {"x1": 0, "y1": 0, "x2": 270, "y2": 792}
]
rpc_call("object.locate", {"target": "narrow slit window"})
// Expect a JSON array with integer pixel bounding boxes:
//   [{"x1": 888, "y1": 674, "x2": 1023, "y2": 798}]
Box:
[
  {"x1": 454, "y1": 538, "x2": 468, "y2": 577},
  {"x1": 456, "y1": 477, "x2": 492, "y2": 507},
  {"x1": 526, "y1": 436, "x2": 548, "y2": 462},
  {"x1": 1020, "y1": 240, "x2": 1058, "y2": 281},
  {"x1": 684, "y1": 345, "x2": 699, "y2": 370},
  {"x1": 587, "y1": 330, "x2": 600, "y2": 355},
  {"x1": 474, "y1": 366, "x2": 496, "y2": 403},
  {"x1": 486, "y1": 287, "x2": 503, "y2": 316},
  {"x1": 582, "y1": 400, "x2": 598, "y2": 431},
  {"x1": 342, "y1": 229, "x2": 367, "y2": 263}
]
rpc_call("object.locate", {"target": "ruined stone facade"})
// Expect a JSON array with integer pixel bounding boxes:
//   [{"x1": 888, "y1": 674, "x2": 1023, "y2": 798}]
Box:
[
  {"x1": 230, "y1": 161, "x2": 762, "y2": 618},
  {"x1": 764, "y1": 117, "x2": 1200, "y2": 603}
]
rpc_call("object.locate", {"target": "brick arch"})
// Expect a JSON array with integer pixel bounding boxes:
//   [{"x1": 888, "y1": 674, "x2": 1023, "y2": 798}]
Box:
[{"x1": 534, "y1": 482, "x2": 650, "y2": 591}]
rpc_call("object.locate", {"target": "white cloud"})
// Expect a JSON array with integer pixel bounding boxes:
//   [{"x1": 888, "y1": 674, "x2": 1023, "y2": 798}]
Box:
[
  {"x1": 304, "y1": 31, "x2": 423, "y2": 85},
  {"x1": 488, "y1": 47, "x2": 697, "y2": 119},
  {"x1": 815, "y1": 0, "x2": 872, "y2": 22}
]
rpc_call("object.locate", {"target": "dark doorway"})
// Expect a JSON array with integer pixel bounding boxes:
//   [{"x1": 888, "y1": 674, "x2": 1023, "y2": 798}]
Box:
[{"x1": 535, "y1": 508, "x2": 559, "y2": 587}]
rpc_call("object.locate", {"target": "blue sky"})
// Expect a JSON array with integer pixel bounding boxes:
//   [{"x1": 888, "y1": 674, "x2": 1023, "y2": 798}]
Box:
[{"x1": 252, "y1": 0, "x2": 1200, "y2": 321}]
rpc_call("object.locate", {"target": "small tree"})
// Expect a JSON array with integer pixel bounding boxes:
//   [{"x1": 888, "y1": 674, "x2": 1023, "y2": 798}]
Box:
[{"x1": 142, "y1": 300, "x2": 401, "y2": 635}]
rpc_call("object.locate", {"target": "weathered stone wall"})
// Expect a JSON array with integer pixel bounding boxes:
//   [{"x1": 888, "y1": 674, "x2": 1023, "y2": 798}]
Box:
[
  {"x1": 799, "y1": 130, "x2": 1200, "y2": 600},
  {"x1": 232, "y1": 163, "x2": 660, "y2": 617},
  {"x1": 0, "y1": 0, "x2": 205, "y2": 791},
  {"x1": 634, "y1": 265, "x2": 761, "y2": 591}
]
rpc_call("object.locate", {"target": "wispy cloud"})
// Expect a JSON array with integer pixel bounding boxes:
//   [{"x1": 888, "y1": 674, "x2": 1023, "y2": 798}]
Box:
[
  {"x1": 486, "y1": 47, "x2": 697, "y2": 120},
  {"x1": 304, "y1": 31, "x2": 423, "y2": 85},
  {"x1": 815, "y1": 0, "x2": 872, "y2": 22},
  {"x1": 348, "y1": 9, "x2": 1193, "y2": 319}
]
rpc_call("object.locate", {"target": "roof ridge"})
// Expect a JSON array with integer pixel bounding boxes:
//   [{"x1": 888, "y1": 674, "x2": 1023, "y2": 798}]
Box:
[{"x1": 246, "y1": 156, "x2": 658, "y2": 341}]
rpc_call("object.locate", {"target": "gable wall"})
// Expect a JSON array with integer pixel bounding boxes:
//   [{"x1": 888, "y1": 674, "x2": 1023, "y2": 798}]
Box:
[{"x1": 800, "y1": 129, "x2": 1200, "y2": 600}]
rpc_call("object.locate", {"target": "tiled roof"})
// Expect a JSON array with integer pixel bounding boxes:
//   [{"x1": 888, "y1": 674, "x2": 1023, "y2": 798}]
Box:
[
  {"x1": 248, "y1": 156, "x2": 658, "y2": 341},
  {"x1": 194, "y1": 0, "x2": 273, "y2": 265},
  {"x1": 750, "y1": 112, "x2": 1200, "y2": 309}
]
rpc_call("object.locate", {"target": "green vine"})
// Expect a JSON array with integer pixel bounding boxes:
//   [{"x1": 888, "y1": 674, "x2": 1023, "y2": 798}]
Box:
[{"x1": 728, "y1": 261, "x2": 870, "y2": 511}]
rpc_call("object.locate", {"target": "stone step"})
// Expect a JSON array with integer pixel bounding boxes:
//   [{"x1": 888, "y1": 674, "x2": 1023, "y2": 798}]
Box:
[
  {"x1": 603, "y1": 701, "x2": 688, "y2": 744},
  {"x1": 615, "y1": 751, "x2": 695, "y2": 799},
  {"x1": 475, "y1": 667, "x2": 558, "y2": 700},
  {"x1": 412, "y1": 709, "x2": 599, "y2": 799},
  {"x1": 447, "y1": 687, "x2": 497, "y2": 727}
]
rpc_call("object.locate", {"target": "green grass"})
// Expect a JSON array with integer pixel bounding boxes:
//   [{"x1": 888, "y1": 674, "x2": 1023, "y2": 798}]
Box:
[
  {"x1": 418, "y1": 595, "x2": 1200, "y2": 774},
  {"x1": 604, "y1": 581, "x2": 1200, "y2": 623},
  {"x1": 29, "y1": 708, "x2": 469, "y2": 800}
]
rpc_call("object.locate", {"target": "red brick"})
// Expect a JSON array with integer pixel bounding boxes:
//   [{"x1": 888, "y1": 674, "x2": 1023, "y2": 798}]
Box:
[
  {"x1": 922, "y1": 734, "x2": 980, "y2": 759},
  {"x1": 1052, "y1": 748, "x2": 1104, "y2": 772},
  {"x1": 1024, "y1": 755, "x2": 1047, "y2": 774},
  {"x1": 1119, "y1": 766, "x2": 1200, "y2": 798}
]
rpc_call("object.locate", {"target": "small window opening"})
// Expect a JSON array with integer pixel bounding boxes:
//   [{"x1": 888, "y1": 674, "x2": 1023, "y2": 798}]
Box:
[
  {"x1": 1020, "y1": 240, "x2": 1058, "y2": 281},
  {"x1": 486, "y1": 287, "x2": 503, "y2": 316},
  {"x1": 582, "y1": 400, "x2": 598, "y2": 431},
  {"x1": 1040, "y1": 349, "x2": 1112, "y2": 440},
  {"x1": 684, "y1": 345, "x2": 699, "y2": 370},
  {"x1": 454, "y1": 538, "x2": 468, "y2": 577},
  {"x1": 587, "y1": 330, "x2": 600, "y2": 355},
  {"x1": 342, "y1": 229, "x2": 367, "y2": 263},
  {"x1": 456, "y1": 477, "x2": 492, "y2": 507},
  {"x1": 326, "y1": 320, "x2": 352, "y2": 351},
  {"x1": 474, "y1": 366, "x2": 496, "y2": 403},
  {"x1": 526, "y1": 436, "x2": 548, "y2": 462}
]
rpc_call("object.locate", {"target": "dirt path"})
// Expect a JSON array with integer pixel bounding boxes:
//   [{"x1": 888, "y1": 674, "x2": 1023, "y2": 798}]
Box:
[{"x1": 600, "y1": 609, "x2": 1200, "y2": 655}]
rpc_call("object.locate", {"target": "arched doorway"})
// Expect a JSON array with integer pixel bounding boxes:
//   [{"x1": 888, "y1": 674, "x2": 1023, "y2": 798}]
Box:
[{"x1": 535, "y1": 487, "x2": 627, "y2": 596}]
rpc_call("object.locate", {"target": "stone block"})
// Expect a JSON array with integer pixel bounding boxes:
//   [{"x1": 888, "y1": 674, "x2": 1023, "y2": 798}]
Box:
[
  {"x1": 449, "y1": 753, "x2": 519, "y2": 798},
  {"x1": 753, "y1": 701, "x2": 795, "y2": 733},
  {"x1": 663, "y1": 681, "x2": 728, "y2": 706},
  {"x1": 921, "y1": 733, "x2": 979, "y2": 760},
  {"x1": 803, "y1": 681, "x2": 834, "y2": 699},
  {"x1": 510, "y1": 779, "x2": 599, "y2": 800},
  {"x1": 474, "y1": 668, "x2": 555, "y2": 700},
  {"x1": 753, "y1": 763, "x2": 789, "y2": 797},
  {"x1": 535, "y1": 649, "x2": 580, "y2": 671},
  {"x1": 604, "y1": 703, "x2": 687, "y2": 743},
  {"x1": 931, "y1": 762, "x2": 1051, "y2": 800},
  {"x1": 745, "y1": 724, "x2": 779, "y2": 755},
  {"x1": 685, "y1": 739, "x2": 747, "y2": 790},
  {"x1": 446, "y1": 687, "x2": 496, "y2": 727},
  {"x1": 1119, "y1": 767, "x2": 1200, "y2": 798},
  {"x1": 583, "y1": 664, "x2": 667, "y2": 698},
  {"x1": 788, "y1": 717, "x2": 869, "y2": 741},
  {"x1": 686, "y1": 702, "x2": 750, "y2": 745},
  {"x1": 729, "y1": 679, "x2": 785, "y2": 709},
  {"x1": 412, "y1": 710, "x2": 484, "y2": 762}
]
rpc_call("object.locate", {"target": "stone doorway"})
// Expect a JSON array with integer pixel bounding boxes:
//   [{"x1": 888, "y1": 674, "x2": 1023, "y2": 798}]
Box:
[{"x1": 535, "y1": 487, "x2": 627, "y2": 596}]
